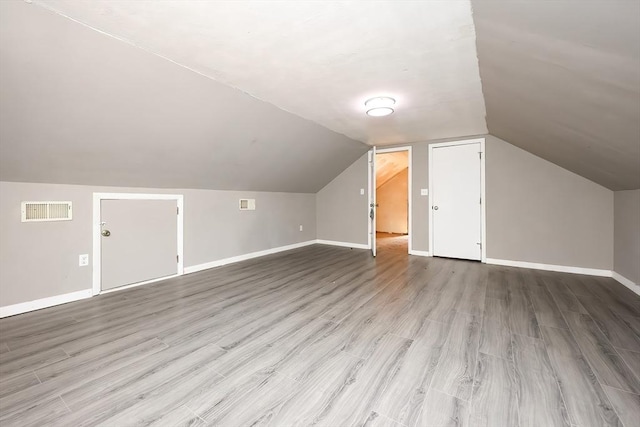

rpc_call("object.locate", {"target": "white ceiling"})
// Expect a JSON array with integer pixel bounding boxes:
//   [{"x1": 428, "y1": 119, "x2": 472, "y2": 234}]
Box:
[
  {"x1": 3, "y1": 0, "x2": 638, "y2": 191},
  {"x1": 32, "y1": 0, "x2": 488, "y2": 146},
  {"x1": 0, "y1": 1, "x2": 368, "y2": 193}
]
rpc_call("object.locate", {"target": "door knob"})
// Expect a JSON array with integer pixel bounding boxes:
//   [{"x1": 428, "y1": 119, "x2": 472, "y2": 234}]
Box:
[
  {"x1": 101, "y1": 229, "x2": 111, "y2": 237},
  {"x1": 433, "y1": 206, "x2": 439, "y2": 210}
]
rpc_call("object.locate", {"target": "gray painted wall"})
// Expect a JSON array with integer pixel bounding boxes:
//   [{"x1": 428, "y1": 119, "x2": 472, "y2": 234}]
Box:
[
  {"x1": 0, "y1": 181, "x2": 315, "y2": 307},
  {"x1": 316, "y1": 135, "x2": 614, "y2": 270},
  {"x1": 485, "y1": 135, "x2": 613, "y2": 269},
  {"x1": 316, "y1": 154, "x2": 369, "y2": 245},
  {"x1": 614, "y1": 190, "x2": 640, "y2": 284}
]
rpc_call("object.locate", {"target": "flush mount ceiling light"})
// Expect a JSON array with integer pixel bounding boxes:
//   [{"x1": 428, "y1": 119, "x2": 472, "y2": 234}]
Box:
[{"x1": 365, "y1": 97, "x2": 396, "y2": 117}]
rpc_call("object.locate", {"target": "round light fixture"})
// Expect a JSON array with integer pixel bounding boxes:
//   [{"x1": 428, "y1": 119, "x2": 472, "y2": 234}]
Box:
[
  {"x1": 366, "y1": 107, "x2": 394, "y2": 117},
  {"x1": 364, "y1": 96, "x2": 396, "y2": 117}
]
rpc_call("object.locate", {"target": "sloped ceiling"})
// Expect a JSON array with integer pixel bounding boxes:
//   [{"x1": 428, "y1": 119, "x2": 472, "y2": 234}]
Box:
[
  {"x1": 376, "y1": 152, "x2": 408, "y2": 188},
  {"x1": 1, "y1": 0, "x2": 638, "y2": 192},
  {"x1": 472, "y1": 0, "x2": 640, "y2": 190},
  {"x1": 0, "y1": 1, "x2": 367, "y2": 193},
  {"x1": 30, "y1": 0, "x2": 488, "y2": 145}
]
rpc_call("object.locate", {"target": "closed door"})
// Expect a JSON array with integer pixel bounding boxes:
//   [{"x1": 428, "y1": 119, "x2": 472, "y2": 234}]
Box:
[
  {"x1": 431, "y1": 142, "x2": 482, "y2": 260},
  {"x1": 101, "y1": 199, "x2": 178, "y2": 291}
]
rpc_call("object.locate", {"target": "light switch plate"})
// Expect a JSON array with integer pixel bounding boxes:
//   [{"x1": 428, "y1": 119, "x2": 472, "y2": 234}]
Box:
[
  {"x1": 360, "y1": 188, "x2": 365, "y2": 195},
  {"x1": 420, "y1": 189, "x2": 429, "y2": 196}
]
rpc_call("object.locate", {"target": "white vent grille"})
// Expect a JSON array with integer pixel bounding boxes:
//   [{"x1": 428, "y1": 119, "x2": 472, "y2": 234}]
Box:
[
  {"x1": 21, "y1": 201, "x2": 73, "y2": 222},
  {"x1": 239, "y1": 199, "x2": 256, "y2": 210}
]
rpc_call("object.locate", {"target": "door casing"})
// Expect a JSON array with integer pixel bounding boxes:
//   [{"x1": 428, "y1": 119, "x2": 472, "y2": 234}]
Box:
[
  {"x1": 370, "y1": 146, "x2": 413, "y2": 255},
  {"x1": 92, "y1": 192, "x2": 184, "y2": 295},
  {"x1": 428, "y1": 138, "x2": 486, "y2": 262}
]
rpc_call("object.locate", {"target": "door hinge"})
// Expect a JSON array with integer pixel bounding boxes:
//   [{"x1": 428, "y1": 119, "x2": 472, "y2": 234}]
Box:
[
  {"x1": 480, "y1": 197, "x2": 482, "y2": 204},
  {"x1": 176, "y1": 255, "x2": 179, "y2": 263},
  {"x1": 177, "y1": 206, "x2": 179, "y2": 214},
  {"x1": 479, "y1": 152, "x2": 482, "y2": 159}
]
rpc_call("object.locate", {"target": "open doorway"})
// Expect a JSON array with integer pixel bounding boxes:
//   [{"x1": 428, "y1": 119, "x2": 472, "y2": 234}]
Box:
[{"x1": 375, "y1": 148, "x2": 411, "y2": 254}]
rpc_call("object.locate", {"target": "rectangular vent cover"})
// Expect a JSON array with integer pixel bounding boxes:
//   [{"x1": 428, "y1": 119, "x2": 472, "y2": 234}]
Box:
[
  {"x1": 21, "y1": 201, "x2": 73, "y2": 222},
  {"x1": 239, "y1": 199, "x2": 256, "y2": 210}
]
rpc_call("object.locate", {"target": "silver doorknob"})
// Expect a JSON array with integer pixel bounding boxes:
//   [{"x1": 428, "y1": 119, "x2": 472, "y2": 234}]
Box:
[
  {"x1": 101, "y1": 229, "x2": 111, "y2": 237},
  {"x1": 434, "y1": 206, "x2": 439, "y2": 210}
]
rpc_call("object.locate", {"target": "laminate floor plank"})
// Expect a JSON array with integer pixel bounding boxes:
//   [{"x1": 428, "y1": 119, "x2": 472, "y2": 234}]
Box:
[
  {"x1": 575, "y1": 294, "x2": 640, "y2": 352},
  {"x1": 0, "y1": 338, "x2": 168, "y2": 417},
  {"x1": 269, "y1": 334, "x2": 412, "y2": 426},
  {"x1": 375, "y1": 319, "x2": 451, "y2": 426},
  {"x1": 528, "y1": 285, "x2": 569, "y2": 329},
  {"x1": 478, "y1": 297, "x2": 511, "y2": 359},
  {"x1": 430, "y1": 311, "x2": 481, "y2": 401},
  {"x1": 541, "y1": 326, "x2": 621, "y2": 426},
  {"x1": 616, "y1": 347, "x2": 640, "y2": 380},
  {"x1": 0, "y1": 371, "x2": 40, "y2": 400},
  {"x1": 602, "y1": 385, "x2": 640, "y2": 427},
  {"x1": 145, "y1": 405, "x2": 207, "y2": 427},
  {"x1": 52, "y1": 344, "x2": 226, "y2": 426},
  {"x1": 418, "y1": 387, "x2": 470, "y2": 427},
  {"x1": 506, "y1": 285, "x2": 541, "y2": 339},
  {"x1": 563, "y1": 311, "x2": 640, "y2": 394},
  {"x1": 0, "y1": 347, "x2": 68, "y2": 380},
  {"x1": 1, "y1": 239, "x2": 638, "y2": 426},
  {"x1": 509, "y1": 334, "x2": 570, "y2": 427},
  {"x1": 362, "y1": 411, "x2": 407, "y2": 427},
  {"x1": 0, "y1": 394, "x2": 70, "y2": 427},
  {"x1": 469, "y1": 352, "x2": 519, "y2": 427},
  {"x1": 544, "y1": 277, "x2": 588, "y2": 314}
]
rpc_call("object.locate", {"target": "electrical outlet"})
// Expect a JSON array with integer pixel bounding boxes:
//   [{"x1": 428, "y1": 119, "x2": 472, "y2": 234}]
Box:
[
  {"x1": 79, "y1": 254, "x2": 89, "y2": 266},
  {"x1": 360, "y1": 188, "x2": 365, "y2": 195},
  {"x1": 299, "y1": 225, "x2": 303, "y2": 232}
]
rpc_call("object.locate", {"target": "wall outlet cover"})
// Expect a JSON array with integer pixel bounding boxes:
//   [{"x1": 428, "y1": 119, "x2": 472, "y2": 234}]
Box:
[{"x1": 79, "y1": 254, "x2": 89, "y2": 266}]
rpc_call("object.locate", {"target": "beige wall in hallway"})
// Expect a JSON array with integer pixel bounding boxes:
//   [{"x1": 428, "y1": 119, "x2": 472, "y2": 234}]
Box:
[{"x1": 376, "y1": 168, "x2": 408, "y2": 234}]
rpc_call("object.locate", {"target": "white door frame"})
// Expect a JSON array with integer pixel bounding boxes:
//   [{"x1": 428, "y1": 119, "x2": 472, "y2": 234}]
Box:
[
  {"x1": 367, "y1": 147, "x2": 377, "y2": 256},
  {"x1": 92, "y1": 192, "x2": 184, "y2": 296},
  {"x1": 428, "y1": 138, "x2": 486, "y2": 262},
  {"x1": 370, "y1": 146, "x2": 413, "y2": 254}
]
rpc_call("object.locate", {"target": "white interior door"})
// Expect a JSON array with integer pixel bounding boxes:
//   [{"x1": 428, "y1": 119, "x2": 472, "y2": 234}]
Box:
[
  {"x1": 369, "y1": 147, "x2": 377, "y2": 257},
  {"x1": 431, "y1": 142, "x2": 482, "y2": 260},
  {"x1": 101, "y1": 199, "x2": 178, "y2": 291}
]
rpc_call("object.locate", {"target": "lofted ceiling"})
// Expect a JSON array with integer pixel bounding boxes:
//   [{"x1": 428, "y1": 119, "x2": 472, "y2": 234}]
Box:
[
  {"x1": 31, "y1": 0, "x2": 488, "y2": 146},
  {"x1": 0, "y1": 1, "x2": 367, "y2": 193},
  {"x1": 376, "y1": 152, "x2": 408, "y2": 189},
  {"x1": 473, "y1": 0, "x2": 640, "y2": 190},
  {"x1": 1, "y1": 0, "x2": 638, "y2": 191}
]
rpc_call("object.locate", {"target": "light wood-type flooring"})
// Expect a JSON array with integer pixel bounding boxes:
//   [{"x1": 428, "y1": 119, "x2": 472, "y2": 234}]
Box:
[{"x1": 1, "y1": 235, "x2": 639, "y2": 426}]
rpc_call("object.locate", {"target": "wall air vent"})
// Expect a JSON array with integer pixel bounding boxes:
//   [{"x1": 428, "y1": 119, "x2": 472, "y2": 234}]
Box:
[
  {"x1": 239, "y1": 199, "x2": 256, "y2": 210},
  {"x1": 21, "y1": 201, "x2": 73, "y2": 222}
]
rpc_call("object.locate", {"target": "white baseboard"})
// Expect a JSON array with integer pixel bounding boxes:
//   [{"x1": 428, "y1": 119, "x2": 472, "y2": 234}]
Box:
[
  {"x1": 612, "y1": 271, "x2": 640, "y2": 296},
  {"x1": 409, "y1": 249, "x2": 430, "y2": 257},
  {"x1": 99, "y1": 273, "x2": 182, "y2": 295},
  {"x1": 184, "y1": 240, "x2": 317, "y2": 274},
  {"x1": 0, "y1": 289, "x2": 93, "y2": 318},
  {"x1": 315, "y1": 239, "x2": 370, "y2": 250},
  {"x1": 485, "y1": 258, "x2": 612, "y2": 278}
]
